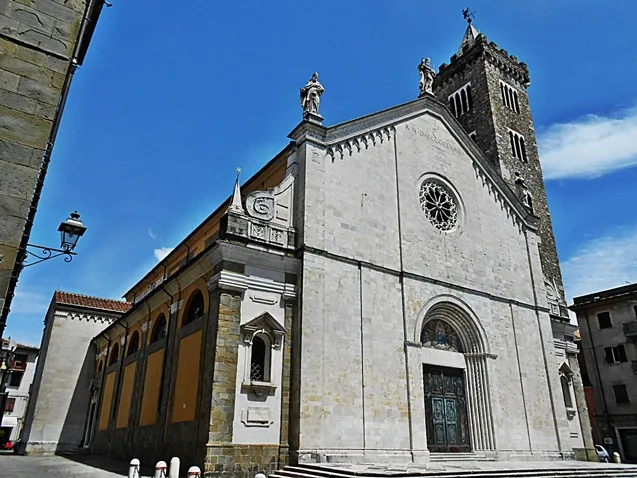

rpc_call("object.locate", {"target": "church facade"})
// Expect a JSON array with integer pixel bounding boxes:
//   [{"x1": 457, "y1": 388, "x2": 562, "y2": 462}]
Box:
[{"x1": 21, "y1": 22, "x2": 595, "y2": 475}]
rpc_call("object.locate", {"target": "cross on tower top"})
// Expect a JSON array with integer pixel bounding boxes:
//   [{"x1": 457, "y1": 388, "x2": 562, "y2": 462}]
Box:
[{"x1": 462, "y1": 7, "x2": 476, "y2": 24}]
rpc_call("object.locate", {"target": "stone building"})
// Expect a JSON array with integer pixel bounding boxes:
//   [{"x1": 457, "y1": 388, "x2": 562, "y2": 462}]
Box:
[
  {"x1": 571, "y1": 282, "x2": 637, "y2": 462},
  {"x1": 19, "y1": 291, "x2": 129, "y2": 454},
  {"x1": 0, "y1": 0, "x2": 105, "y2": 339},
  {"x1": 0, "y1": 338, "x2": 38, "y2": 443},
  {"x1": 23, "y1": 21, "x2": 595, "y2": 475}
]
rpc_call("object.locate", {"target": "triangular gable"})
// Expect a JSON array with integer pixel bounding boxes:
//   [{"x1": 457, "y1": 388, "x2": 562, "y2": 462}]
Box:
[{"x1": 290, "y1": 95, "x2": 537, "y2": 231}]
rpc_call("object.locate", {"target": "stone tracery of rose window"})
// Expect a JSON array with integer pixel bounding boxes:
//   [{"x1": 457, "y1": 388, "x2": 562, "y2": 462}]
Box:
[{"x1": 419, "y1": 181, "x2": 459, "y2": 231}]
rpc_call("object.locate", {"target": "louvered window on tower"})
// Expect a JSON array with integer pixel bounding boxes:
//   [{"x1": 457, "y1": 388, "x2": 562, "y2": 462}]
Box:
[
  {"x1": 500, "y1": 80, "x2": 520, "y2": 113},
  {"x1": 448, "y1": 83, "x2": 473, "y2": 118},
  {"x1": 508, "y1": 130, "x2": 527, "y2": 162}
]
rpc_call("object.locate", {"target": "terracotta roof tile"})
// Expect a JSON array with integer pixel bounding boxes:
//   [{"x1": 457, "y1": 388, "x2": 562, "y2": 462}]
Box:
[{"x1": 54, "y1": 291, "x2": 131, "y2": 313}]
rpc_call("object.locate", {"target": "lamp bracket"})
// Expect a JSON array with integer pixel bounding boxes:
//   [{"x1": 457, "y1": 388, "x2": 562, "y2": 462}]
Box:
[{"x1": 23, "y1": 243, "x2": 77, "y2": 269}]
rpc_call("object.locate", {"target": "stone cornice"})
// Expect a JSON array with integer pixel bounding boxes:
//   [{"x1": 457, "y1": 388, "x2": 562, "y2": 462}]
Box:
[
  {"x1": 55, "y1": 309, "x2": 115, "y2": 325},
  {"x1": 207, "y1": 270, "x2": 296, "y2": 299},
  {"x1": 554, "y1": 339, "x2": 579, "y2": 355}
]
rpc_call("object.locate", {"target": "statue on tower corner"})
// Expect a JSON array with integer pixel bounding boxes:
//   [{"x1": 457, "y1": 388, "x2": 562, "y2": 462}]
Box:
[
  {"x1": 300, "y1": 72, "x2": 325, "y2": 123},
  {"x1": 418, "y1": 58, "x2": 436, "y2": 97}
]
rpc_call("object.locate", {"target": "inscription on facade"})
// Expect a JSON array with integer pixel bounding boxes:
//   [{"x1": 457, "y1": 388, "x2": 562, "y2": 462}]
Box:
[{"x1": 404, "y1": 124, "x2": 463, "y2": 156}]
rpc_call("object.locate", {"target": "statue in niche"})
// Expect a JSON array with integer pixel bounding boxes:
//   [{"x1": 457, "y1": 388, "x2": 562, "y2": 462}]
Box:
[
  {"x1": 300, "y1": 72, "x2": 325, "y2": 116},
  {"x1": 418, "y1": 58, "x2": 436, "y2": 96},
  {"x1": 514, "y1": 172, "x2": 533, "y2": 212}
]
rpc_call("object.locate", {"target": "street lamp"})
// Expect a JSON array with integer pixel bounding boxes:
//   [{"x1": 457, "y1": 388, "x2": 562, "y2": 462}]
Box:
[{"x1": 23, "y1": 211, "x2": 87, "y2": 268}]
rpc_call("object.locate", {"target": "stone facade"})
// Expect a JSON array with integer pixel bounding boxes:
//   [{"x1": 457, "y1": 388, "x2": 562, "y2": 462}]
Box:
[
  {"x1": 571, "y1": 283, "x2": 637, "y2": 462},
  {"x1": 19, "y1": 292, "x2": 126, "y2": 454},
  {"x1": 0, "y1": 0, "x2": 104, "y2": 338}
]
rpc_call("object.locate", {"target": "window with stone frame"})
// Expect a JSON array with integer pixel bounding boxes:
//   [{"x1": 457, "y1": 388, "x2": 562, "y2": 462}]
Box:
[
  {"x1": 500, "y1": 80, "x2": 520, "y2": 113},
  {"x1": 508, "y1": 130, "x2": 527, "y2": 162},
  {"x1": 4, "y1": 397, "x2": 15, "y2": 414},
  {"x1": 560, "y1": 375, "x2": 573, "y2": 408},
  {"x1": 597, "y1": 312, "x2": 612, "y2": 329},
  {"x1": 241, "y1": 312, "x2": 286, "y2": 387},
  {"x1": 605, "y1": 344, "x2": 627, "y2": 364},
  {"x1": 614, "y1": 384, "x2": 630, "y2": 404},
  {"x1": 448, "y1": 83, "x2": 473, "y2": 118}
]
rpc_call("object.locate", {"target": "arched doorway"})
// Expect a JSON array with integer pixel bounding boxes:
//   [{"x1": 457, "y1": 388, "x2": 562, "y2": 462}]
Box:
[
  {"x1": 418, "y1": 298, "x2": 496, "y2": 453},
  {"x1": 421, "y1": 320, "x2": 470, "y2": 452}
]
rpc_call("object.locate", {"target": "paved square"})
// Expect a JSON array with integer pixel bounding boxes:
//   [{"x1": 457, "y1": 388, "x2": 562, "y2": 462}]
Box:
[{"x1": 0, "y1": 454, "x2": 127, "y2": 478}]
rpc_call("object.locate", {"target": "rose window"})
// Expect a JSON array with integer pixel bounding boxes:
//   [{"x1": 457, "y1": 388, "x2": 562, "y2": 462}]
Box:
[{"x1": 419, "y1": 181, "x2": 459, "y2": 231}]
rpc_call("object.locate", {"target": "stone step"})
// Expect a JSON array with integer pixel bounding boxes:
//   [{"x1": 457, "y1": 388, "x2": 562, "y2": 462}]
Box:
[
  {"x1": 430, "y1": 453, "x2": 493, "y2": 462},
  {"x1": 271, "y1": 463, "x2": 637, "y2": 478}
]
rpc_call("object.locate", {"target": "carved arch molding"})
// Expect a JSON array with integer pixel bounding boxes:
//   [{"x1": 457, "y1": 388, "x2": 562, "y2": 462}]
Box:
[{"x1": 420, "y1": 300, "x2": 496, "y2": 451}]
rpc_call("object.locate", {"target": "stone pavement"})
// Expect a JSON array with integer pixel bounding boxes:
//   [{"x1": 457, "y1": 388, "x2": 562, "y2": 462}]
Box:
[{"x1": 0, "y1": 453, "x2": 127, "y2": 478}]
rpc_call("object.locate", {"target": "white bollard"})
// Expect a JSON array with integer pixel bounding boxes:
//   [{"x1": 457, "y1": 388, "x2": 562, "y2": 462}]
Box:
[
  {"x1": 614, "y1": 451, "x2": 621, "y2": 463},
  {"x1": 187, "y1": 466, "x2": 202, "y2": 477},
  {"x1": 255, "y1": 473, "x2": 267, "y2": 478},
  {"x1": 155, "y1": 460, "x2": 168, "y2": 478},
  {"x1": 129, "y1": 459, "x2": 141, "y2": 478},
  {"x1": 169, "y1": 457, "x2": 180, "y2": 478}
]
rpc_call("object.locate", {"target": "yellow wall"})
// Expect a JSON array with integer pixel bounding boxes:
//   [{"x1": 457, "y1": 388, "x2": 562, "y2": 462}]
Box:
[
  {"x1": 99, "y1": 372, "x2": 116, "y2": 431},
  {"x1": 115, "y1": 362, "x2": 137, "y2": 429},
  {"x1": 171, "y1": 330, "x2": 202, "y2": 423},
  {"x1": 140, "y1": 349, "x2": 164, "y2": 426}
]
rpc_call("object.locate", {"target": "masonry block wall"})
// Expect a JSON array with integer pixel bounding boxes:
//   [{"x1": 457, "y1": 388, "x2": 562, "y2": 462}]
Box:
[
  {"x1": 293, "y1": 100, "x2": 578, "y2": 462},
  {"x1": 21, "y1": 302, "x2": 115, "y2": 454},
  {"x1": 0, "y1": 0, "x2": 89, "y2": 331},
  {"x1": 433, "y1": 34, "x2": 568, "y2": 318}
]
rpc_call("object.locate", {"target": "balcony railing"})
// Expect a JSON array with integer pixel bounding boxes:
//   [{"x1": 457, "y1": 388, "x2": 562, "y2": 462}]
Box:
[{"x1": 624, "y1": 321, "x2": 637, "y2": 338}]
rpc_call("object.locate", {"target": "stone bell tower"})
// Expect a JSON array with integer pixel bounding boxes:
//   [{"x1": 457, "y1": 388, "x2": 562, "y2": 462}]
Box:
[{"x1": 433, "y1": 20, "x2": 569, "y2": 321}]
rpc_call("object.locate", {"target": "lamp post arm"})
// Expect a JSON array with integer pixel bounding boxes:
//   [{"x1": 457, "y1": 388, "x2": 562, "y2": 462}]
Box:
[{"x1": 23, "y1": 244, "x2": 77, "y2": 268}]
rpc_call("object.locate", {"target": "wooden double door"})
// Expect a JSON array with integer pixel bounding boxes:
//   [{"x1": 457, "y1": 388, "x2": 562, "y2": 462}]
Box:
[{"x1": 423, "y1": 365, "x2": 471, "y2": 453}]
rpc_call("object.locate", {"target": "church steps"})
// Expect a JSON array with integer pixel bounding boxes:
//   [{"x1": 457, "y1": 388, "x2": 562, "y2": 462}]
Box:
[{"x1": 271, "y1": 464, "x2": 637, "y2": 478}]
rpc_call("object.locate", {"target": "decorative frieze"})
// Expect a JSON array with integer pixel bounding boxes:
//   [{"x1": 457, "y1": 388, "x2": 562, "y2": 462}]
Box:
[
  {"x1": 241, "y1": 407, "x2": 274, "y2": 427},
  {"x1": 326, "y1": 125, "x2": 395, "y2": 161},
  {"x1": 207, "y1": 270, "x2": 296, "y2": 299}
]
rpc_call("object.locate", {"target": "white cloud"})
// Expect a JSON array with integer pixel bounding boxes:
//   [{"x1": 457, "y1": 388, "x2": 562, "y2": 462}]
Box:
[
  {"x1": 153, "y1": 247, "x2": 174, "y2": 261},
  {"x1": 10, "y1": 290, "x2": 50, "y2": 316},
  {"x1": 562, "y1": 228, "x2": 637, "y2": 309},
  {"x1": 148, "y1": 228, "x2": 158, "y2": 240},
  {"x1": 538, "y1": 106, "x2": 637, "y2": 180}
]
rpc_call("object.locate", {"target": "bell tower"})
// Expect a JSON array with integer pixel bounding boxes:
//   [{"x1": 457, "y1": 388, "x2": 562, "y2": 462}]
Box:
[{"x1": 433, "y1": 20, "x2": 569, "y2": 321}]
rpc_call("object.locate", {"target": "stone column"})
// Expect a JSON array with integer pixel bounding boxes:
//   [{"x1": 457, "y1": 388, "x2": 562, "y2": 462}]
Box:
[
  {"x1": 464, "y1": 353, "x2": 495, "y2": 451},
  {"x1": 277, "y1": 299, "x2": 294, "y2": 467},
  {"x1": 206, "y1": 291, "x2": 242, "y2": 473}
]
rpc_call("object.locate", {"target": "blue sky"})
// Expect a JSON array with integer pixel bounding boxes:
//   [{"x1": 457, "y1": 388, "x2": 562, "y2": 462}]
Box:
[{"x1": 6, "y1": 0, "x2": 637, "y2": 345}]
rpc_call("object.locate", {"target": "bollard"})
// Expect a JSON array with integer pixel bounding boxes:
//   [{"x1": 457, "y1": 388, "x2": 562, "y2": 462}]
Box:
[
  {"x1": 169, "y1": 457, "x2": 180, "y2": 478},
  {"x1": 187, "y1": 466, "x2": 202, "y2": 477},
  {"x1": 255, "y1": 473, "x2": 267, "y2": 478},
  {"x1": 614, "y1": 452, "x2": 621, "y2": 463},
  {"x1": 155, "y1": 460, "x2": 168, "y2": 478},
  {"x1": 129, "y1": 458, "x2": 141, "y2": 478}
]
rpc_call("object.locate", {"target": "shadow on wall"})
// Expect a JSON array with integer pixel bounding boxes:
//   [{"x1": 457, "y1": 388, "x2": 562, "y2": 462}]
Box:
[{"x1": 56, "y1": 343, "x2": 95, "y2": 453}]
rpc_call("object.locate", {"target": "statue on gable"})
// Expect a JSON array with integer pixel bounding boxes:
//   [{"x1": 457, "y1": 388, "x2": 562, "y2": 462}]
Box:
[
  {"x1": 300, "y1": 72, "x2": 325, "y2": 117},
  {"x1": 418, "y1": 58, "x2": 436, "y2": 96}
]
